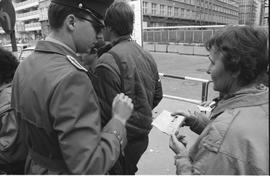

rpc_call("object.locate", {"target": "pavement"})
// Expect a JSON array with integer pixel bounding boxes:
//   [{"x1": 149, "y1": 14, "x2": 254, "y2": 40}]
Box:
[
  {"x1": 137, "y1": 98, "x2": 199, "y2": 175},
  {"x1": 135, "y1": 52, "x2": 218, "y2": 174}
]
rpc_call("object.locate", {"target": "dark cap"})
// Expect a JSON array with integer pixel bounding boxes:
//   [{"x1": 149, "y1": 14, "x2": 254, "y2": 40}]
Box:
[{"x1": 51, "y1": 0, "x2": 114, "y2": 19}]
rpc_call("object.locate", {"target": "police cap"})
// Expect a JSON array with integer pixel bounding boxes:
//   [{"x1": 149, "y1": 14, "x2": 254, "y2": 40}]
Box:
[{"x1": 51, "y1": 0, "x2": 114, "y2": 19}]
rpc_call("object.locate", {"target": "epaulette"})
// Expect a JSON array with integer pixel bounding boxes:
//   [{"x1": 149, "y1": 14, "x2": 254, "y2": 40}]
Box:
[{"x1": 66, "y1": 55, "x2": 88, "y2": 72}]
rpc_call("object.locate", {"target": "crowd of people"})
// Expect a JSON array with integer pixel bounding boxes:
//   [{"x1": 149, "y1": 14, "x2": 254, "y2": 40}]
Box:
[{"x1": 0, "y1": 0, "x2": 269, "y2": 175}]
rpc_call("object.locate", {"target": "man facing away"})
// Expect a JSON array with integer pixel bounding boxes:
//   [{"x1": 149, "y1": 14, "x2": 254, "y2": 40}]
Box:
[
  {"x1": 11, "y1": 0, "x2": 134, "y2": 174},
  {"x1": 92, "y1": 2, "x2": 163, "y2": 174}
]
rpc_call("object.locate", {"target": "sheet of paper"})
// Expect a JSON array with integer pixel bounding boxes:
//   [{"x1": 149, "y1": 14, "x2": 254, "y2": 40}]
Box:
[{"x1": 152, "y1": 110, "x2": 185, "y2": 135}]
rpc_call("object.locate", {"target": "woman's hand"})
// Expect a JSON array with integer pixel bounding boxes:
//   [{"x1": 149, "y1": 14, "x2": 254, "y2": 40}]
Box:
[
  {"x1": 169, "y1": 130, "x2": 188, "y2": 154},
  {"x1": 171, "y1": 110, "x2": 197, "y2": 127}
]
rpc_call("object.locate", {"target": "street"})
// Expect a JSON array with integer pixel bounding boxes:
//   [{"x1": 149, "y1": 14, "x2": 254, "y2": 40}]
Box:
[{"x1": 136, "y1": 52, "x2": 219, "y2": 174}]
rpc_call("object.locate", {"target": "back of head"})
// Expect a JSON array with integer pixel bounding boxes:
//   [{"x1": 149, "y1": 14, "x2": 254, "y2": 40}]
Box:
[
  {"x1": 48, "y1": 0, "x2": 114, "y2": 30},
  {"x1": 0, "y1": 47, "x2": 19, "y2": 85},
  {"x1": 104, "y1": 1, "x2": 134, "y2": 36},
  {"x1": 205, "y1": 26, "x2": 269, "y2": 86}
]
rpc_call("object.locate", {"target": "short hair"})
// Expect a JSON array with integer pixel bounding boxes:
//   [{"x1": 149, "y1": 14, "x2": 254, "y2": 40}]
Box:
[
  {"x1": 48, "y1": 3, "x2": 89, "y2": 30},
  {"x1": 0, "y1": 47, "x2": 19, "y2": 84},
  {"x1": 205, "y1": 26, "x2": 269, "y2": 86},
  {"x1": 104, "y1": 1, "x2": 134, "y2": 36}
]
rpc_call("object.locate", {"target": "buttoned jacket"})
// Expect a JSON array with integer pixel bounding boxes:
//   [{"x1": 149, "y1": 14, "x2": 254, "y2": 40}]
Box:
[
  {"x1": 187, "y1": 85, "x2": 269, "y2": 175},
  {"x1": 11, "y1": 40, "x2": 127, "y2": 174}
]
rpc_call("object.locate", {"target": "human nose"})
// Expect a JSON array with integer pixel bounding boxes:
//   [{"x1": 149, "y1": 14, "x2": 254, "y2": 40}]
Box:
[{"x1": 206, "y1": 63, "x2": 212, "y2": 74}]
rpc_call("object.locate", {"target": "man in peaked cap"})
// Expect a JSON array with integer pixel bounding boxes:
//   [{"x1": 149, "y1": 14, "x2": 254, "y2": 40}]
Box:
[{"x1": 11, "y1": 0, "x2": 134, "y2": 174}]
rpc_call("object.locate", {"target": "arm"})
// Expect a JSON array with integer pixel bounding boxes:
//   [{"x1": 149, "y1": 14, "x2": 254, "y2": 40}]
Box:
[
  {"x1": 172, "y1": 111, "x2": 210, "y2": 135},
  {"x1": 0, "y1": 85, "x2": 27, "y2": 161},
  {"x1": 171, "y1": 120, "x2": 240, "y2": 175},
  {"x1": 153, "y1": 70, "x2": 163, "y2": 109},
  {"x1": 169, "y1": 133, "x2": 192, "y2": 175},
  {"x1": 189, "y1": 112, "x2": 210, "y2": 134},
  {"x1": 94, "y1": 64, "x2": 121, "y2": 127},
  {"x1": 49, "y1": 72, "x2": 126, "y2": 174}
]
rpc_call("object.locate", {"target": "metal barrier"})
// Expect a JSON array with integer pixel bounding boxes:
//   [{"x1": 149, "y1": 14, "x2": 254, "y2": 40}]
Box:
[
  {"x1": 143, "y1": 42, "x2": 208, "y2": 56},
  {"x1": 144, "y1": 29, "x2": 215, "y2": 44},
  {"x1": 159, "y1": 73, "x2": 212, "y2": 105}
]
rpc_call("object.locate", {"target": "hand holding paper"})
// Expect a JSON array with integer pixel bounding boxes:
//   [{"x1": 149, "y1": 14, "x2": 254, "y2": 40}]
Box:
[{"x1": 152, "y1": 110, "x2": 185, "y2": 135}]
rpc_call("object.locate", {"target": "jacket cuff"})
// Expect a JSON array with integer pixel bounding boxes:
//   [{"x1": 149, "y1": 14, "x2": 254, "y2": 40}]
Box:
[
  {"x1": 102, "y1": 118, "x2": 127, "y2": 154},
  {"x1": 175, "y1": 151, "x2": 192, "y2": 175}
]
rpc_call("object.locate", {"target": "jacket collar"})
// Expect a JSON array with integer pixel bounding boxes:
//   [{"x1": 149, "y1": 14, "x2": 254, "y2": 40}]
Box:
[
  {"x1": 212, "y1": 84, "x2": 269, "y2": 117},
  {"x1": 112, "y1": 35, "x2": 131, "y2": 46},
  {"x1": 34, "y1": 39, "x2": 78, "y2": 60}
]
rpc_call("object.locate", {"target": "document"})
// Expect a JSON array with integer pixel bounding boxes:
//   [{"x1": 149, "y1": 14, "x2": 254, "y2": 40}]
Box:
[{"x1": 152, "y1": 110, "x2": 185, "y2": 135}]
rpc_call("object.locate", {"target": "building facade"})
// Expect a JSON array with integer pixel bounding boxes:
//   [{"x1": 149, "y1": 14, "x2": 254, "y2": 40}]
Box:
[
  {"x1": 39, "y1": 0, "x2": 50, "y2": 38},
  {"x1": 13, "y1": 0, "x2": 42, "y2": 43},
  {"x1": 143, "y1": 0, "x2": 239, "y2": 27},
  {"x1": 1, "y1": 0, "x2": 268, "y2": 45},
  {"x1": 261, "y1": 0, "x2": 269, "y2": 26},
  {"x1": 239, "y1": 0, "x2": 258, "y2": 25},
  {"x1": 0, "y1": 0, "x2": 44, "y2": 45}
]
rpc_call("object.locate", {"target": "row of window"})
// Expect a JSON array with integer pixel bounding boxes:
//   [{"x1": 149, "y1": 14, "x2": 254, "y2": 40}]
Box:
[{"x1": 143, "y1": 2, "x2": 238, "y2": 18}]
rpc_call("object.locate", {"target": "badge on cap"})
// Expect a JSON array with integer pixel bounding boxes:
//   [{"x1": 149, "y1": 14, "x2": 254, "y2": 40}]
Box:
[{"x1": 78, "y1": 3, "x2": 83, "y2": 9}]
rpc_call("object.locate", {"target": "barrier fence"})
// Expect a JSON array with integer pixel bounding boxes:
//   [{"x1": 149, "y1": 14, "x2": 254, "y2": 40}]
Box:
[
  {"x1": 159, "y1": 73, "x2": 212, "y2": 105},
  {"x1": 143, "y1": 25, "x2": 267, "y2": 44},
  {"x1": 143, "y1": 42, "x2": 208, "y2": 56},
  {"x1": 144, "y1": 29, "x2": 214, "y2": 44},
  {"x1": 143, "y1": 25, "x2": 226, "y2": 44}
]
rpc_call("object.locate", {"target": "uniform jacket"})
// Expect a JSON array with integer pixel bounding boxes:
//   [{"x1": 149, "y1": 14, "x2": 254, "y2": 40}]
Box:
[
  {"x1": 11, "y1": 40, "x2": 127, "y2": 174},
  {"x1": 0, "y1": 83, "x2": 27, "y2": 171},
  {"x1": 177, "y1": 84, "x2": 269, "y2": 175},
  {"x1": 93, "y1": 37, "x2": 163, "y2": 140}
]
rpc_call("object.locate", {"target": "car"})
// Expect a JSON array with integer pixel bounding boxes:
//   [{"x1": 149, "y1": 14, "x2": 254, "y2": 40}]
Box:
[{"x1": 18, "y1": 46, "x2": 35, "y2": 62}]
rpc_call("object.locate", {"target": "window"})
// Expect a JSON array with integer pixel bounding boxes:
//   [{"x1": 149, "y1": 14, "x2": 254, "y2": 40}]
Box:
[
  {"x1": 186, "y1": 9, "x2": 190, "y2": 18},
  {"x1": 143, "y1": 2, "x2": 148, "y2": 14},
  {"x1": 174, "y1": 7, "x2": 179, "y2": 16},
  {"x1": 181, "y1": 8, "x2": 185, "y2": 17},
  {"x1": 160, "y1": 4, "x2": 165, "y2": 16},
  {"x1": 168, "y1": 6, "x2": 172, "y2": 16},
  {"x1": 152, "y1": 3, "x2": 157, "y2": 15}
]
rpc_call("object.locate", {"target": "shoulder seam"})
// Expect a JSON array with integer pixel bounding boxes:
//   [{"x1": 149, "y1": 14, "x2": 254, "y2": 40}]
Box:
[{"x1": 66, "y1": 55, "x2": 87, "y2": 72}]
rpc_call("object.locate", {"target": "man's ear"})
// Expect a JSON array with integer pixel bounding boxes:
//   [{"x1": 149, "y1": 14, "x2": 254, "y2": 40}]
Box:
[{"x1": 65, "y1": 14, "x2": 77, "y2": 31}]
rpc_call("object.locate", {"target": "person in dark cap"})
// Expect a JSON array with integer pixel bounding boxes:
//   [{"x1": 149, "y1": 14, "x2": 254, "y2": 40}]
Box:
[{"x1": 11, "y1": 0, "x2": 134, "y2": 174}]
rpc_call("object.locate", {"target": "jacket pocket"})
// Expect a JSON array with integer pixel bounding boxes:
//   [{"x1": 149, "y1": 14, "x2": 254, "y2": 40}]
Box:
[{"x1": 201, "y1": 124, "x2": 223, "y2": 153}]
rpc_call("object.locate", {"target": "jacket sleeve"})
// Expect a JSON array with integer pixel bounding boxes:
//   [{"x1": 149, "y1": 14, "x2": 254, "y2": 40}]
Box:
[
  {"x1": 175, "y1": 151, "x2": 238, "y2": 175},
  {"x1": 93, "y1": 63, "x2": 121, "y2": 127},
  {"x1": 153, "y1": 70, "x2": 163, "y2": 109},
  {"x1": 189, "y1": 114, "x2": 210, "y2": 135},
  {"x1": 49, "y1": 71, "x2": 126, "y2": 174},
  {"x1": 0, "y1": 87, "x2": 17, "y2": 152},
  {"x1": 191, "y1": 149, "x2": 243, "y2": 175},
  {"x1": 0, "y1": 86, "x2": 27, "y2": 164}
]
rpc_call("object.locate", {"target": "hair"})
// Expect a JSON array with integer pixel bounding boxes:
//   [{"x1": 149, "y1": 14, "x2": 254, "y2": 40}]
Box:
[
  {"x1": 48, "y1": 3, "x2": 89, "y2": 30},
  {"x1": 205, "y1": 26, "x2": 269, "y2": 86},
  {"x1": 104, "y1": 1, "x2": 134, "y2": 36},
  {"x1": 0, "y1": 47, "x2": 19, "y2": 84}
]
